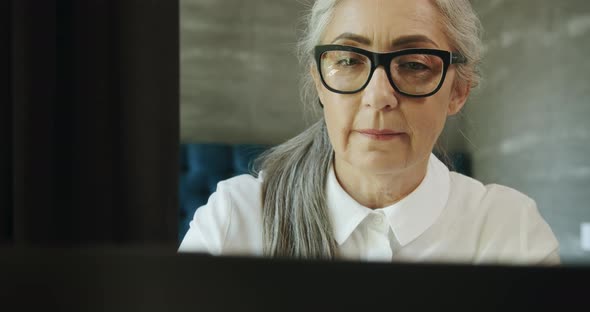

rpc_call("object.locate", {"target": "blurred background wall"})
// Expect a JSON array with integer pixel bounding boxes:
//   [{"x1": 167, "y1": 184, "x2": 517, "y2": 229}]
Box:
[
  {"x1": 468, "y1": 0, "x2": 590, "y2": 264},
  {"x1": 180, "y1": 0, "x2": 590, "y2": 264},
  {"x1": 180, "y1": 0, "x2": 308, "y2": 144}
]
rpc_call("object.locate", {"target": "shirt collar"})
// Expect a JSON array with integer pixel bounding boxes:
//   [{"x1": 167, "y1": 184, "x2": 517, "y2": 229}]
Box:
[{"x1": 326, "y1": 153, "x2": 451, "y2": 246}]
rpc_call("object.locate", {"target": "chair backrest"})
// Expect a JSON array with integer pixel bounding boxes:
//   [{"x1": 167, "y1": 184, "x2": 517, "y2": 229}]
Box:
[{"x1": 178, "y1": 143, "x2": 270, "y2": 241}]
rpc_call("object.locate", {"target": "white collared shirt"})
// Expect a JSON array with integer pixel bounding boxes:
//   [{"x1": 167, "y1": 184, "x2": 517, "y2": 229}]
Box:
[{"x1": 178, "y1": 154, "x2": 560, "y2": 265}]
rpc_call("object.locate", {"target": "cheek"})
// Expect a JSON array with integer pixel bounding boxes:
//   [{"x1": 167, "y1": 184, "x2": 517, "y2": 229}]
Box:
[
  {"x1": 322, "y1": 93, "x2": 358, "y2": 150},
  {"x1": 413, "y1": 77, "x2": 455, "y2": 138},
  {"x1": 406, "y1": 96, "x2": 449, "y2": 144}
]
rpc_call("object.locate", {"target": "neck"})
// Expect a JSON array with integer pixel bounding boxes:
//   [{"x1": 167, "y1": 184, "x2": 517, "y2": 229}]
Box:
[{"x1": 333, "y1": 155, "x2": 429, "y2": 209}]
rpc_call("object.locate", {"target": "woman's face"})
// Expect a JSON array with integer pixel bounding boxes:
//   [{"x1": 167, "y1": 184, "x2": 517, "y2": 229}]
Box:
[{"x1": 312, "y1": 0, "x2": 469, "y2": 175}]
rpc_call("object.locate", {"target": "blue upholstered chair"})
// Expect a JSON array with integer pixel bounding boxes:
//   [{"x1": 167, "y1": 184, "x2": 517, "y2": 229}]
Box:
[{"x1": 178, "y1": 144, "x2": 270, "y2": 241}]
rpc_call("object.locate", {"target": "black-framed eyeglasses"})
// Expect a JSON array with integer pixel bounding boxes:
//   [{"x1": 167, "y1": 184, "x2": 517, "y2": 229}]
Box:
[{"x1": 314, "y1": 44, "x2": 467, "y2": 97}]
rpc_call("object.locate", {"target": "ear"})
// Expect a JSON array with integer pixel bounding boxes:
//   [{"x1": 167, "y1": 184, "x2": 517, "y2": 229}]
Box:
[{"x1": 447, "y1": 80, "x2": 470, "y2": 116}]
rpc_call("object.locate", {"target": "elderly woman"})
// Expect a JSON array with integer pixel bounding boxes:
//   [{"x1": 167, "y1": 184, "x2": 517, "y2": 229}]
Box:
[{"x1": 179, "y1": 0, "x2": 560, "y2": 265}]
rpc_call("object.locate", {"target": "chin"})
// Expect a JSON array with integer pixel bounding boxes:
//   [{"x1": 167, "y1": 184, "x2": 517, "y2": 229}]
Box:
[{"x1": 355, "y1": 154, "x2": 412, "y2": 174}]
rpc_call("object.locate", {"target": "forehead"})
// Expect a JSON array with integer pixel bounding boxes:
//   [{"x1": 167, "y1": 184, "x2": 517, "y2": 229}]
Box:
[{"x1": 323, "y1": 0, "x2": 449, "y2": 50}]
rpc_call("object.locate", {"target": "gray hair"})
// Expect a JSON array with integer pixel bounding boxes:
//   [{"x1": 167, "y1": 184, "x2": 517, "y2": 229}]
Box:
[{"x1": 256, "y1": 0, "x2": 483, "y2": 259}]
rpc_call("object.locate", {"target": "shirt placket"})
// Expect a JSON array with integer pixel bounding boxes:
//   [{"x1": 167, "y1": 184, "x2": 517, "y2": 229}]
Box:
[{"x1": 364, "y1": 211, "x2": 392, "y2": 262}]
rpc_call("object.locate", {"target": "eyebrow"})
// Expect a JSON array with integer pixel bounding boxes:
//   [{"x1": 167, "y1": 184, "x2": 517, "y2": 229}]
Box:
[
  {"x1": 392, "y1": 35, "x2": 439, "y2": 48},
  {"x1": 331, "y1": 32, "x2": 372, "y2": 45},
  {"x1": 330, "y1": 33, "x2": 439, "y2": 48}
]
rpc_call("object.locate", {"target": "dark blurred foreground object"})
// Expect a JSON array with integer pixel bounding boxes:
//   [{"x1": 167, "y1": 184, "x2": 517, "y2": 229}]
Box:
[
  {"x1": 0, "y1": 247, "x2": 588, "y2": 312},
  {"x1": 2, "y1": 0, "x2": 179, "y2": 246}
]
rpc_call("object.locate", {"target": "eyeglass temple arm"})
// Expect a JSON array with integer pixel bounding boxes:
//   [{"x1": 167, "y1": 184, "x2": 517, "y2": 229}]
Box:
[{"x1": 451, "y1": 53, "x2": 467, "y2": 64}]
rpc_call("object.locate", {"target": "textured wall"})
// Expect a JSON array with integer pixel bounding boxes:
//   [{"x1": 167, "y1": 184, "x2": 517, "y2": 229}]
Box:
[
  {"x1": 469, "y1": 0, "x2": 590, "y2": 263},
  {"x1": 180, "y1": 0, "x2": 308, "y2": 144}
]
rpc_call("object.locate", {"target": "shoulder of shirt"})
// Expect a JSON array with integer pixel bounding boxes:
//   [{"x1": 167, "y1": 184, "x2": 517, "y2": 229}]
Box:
[
  {"x1": 448, "y1": 171, "x2": 535, "y2": 210},
  {"x1": 214, "y1": 172, "x2": 264, "y2": 214},
  {"x1": 217, "y1": 172, "x2": 263, "y2": 189},
  {"x1": 178, "y1": 173, "x2": 263, "y2": 254},
  {"x1": 448, "y1": 172, "x2": 559, "y2": 264},
  {"x1": 446, "y1": 171, "x2": 538, "y2": 230}
]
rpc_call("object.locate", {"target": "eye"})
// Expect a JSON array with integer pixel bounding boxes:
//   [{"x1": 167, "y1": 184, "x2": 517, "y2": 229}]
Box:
[
  {"x1": 336, "y1": 57, "x2": 363, "y2": 67},
  {"x1": 400, "y1": 62, "x2": 430, "y2": 71}
]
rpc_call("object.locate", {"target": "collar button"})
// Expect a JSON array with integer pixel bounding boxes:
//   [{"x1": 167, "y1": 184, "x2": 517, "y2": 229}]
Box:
[{"x1": 373, "y1": 214, "x2": 384, "y2": 226}]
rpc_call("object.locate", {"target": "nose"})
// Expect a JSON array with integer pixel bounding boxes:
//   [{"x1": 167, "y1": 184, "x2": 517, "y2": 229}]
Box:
[{"x1": 362, "y1": 66, "x2": 399, "y2": 111}]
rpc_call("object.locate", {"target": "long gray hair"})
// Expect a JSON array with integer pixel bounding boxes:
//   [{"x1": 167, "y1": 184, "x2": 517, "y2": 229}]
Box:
[{"x1": 256, "y1": 0, "x2": 483, "y2": 259}]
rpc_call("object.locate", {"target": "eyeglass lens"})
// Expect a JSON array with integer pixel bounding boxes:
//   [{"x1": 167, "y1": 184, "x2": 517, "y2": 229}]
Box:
[{"x1": 320, "y1": 50, "x2": 444, "y2": 95}]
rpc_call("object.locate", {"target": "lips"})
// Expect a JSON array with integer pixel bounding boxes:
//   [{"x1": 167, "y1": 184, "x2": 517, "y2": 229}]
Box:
[
  {"x1": 357, "y1": 129, "x2": 402, "y2": 135},
  {"x1": 356, "y1": 129, "x2": 405, "y2": 141}
]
